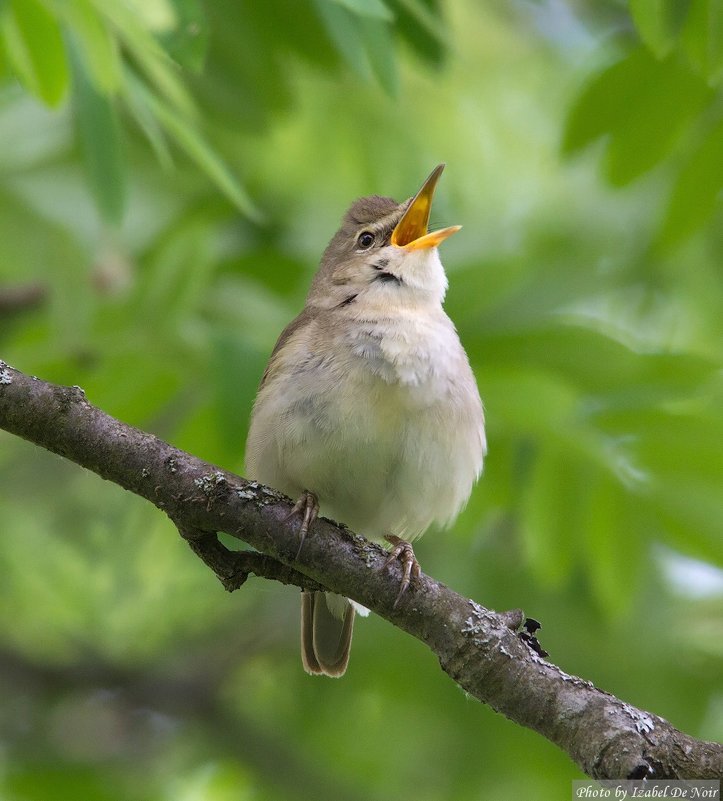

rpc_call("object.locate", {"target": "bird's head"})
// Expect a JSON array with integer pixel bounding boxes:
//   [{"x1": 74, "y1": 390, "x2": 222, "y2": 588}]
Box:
[{"x1": 308, "y1": 164, "x2": 460, "y2": 311}]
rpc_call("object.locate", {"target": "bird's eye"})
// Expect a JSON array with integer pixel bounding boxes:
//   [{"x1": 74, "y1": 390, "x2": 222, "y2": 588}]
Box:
[{"x1": 357, "y1": 231, "x2": 375, "y2": 250}]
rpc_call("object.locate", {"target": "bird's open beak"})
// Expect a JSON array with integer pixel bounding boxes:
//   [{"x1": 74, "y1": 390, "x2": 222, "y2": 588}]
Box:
[{"x1": 391, "y1": 164, "x2": 461, "y2": 251}]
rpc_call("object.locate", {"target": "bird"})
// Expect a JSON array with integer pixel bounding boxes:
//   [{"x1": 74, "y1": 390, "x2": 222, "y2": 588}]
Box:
[{"x1": 245, "y1": 164, "x2": 486, "y2": 677}]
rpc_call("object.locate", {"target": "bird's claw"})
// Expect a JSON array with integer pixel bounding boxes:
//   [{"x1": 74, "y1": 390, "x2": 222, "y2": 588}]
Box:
[
  {"x1": 383, "y1": 535, "x2": 421, "y2": 608},
  {"x1": 285, "y1": 490, "x2": 319, "y2": 559}
]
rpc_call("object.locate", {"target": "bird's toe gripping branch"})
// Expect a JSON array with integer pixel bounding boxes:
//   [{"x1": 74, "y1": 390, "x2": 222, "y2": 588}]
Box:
[
  {"x1": 285, "y1": 490, "x2": 319, "y2": 559},
  {"x1": 383, "y1": 535, "x2": 422, "y2": 608}
]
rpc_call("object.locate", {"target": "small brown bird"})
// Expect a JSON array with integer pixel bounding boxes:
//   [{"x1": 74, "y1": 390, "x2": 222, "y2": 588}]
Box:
[{"x1": 245, "y1": 165, "x2": 486, "y2": 676}]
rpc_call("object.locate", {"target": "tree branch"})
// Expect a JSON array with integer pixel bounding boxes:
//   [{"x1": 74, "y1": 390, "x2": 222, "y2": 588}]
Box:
[
  {"x1": 0, "y1": 361, "x2": 720, "y2": 780},
  {"x1": 0, "y1": 283, "x2": 46, "y2": 315}
]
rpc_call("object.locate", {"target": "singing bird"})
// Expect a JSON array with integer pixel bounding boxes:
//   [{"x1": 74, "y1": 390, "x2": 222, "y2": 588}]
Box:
[{"x1": 245, "y1": 164, "x2": 486, "y2": 676}]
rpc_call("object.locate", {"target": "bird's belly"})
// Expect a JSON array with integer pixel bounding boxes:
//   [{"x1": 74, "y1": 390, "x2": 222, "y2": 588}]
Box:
[{"x1": 275, "y1": 369, "x2": 482, "y2": 541}]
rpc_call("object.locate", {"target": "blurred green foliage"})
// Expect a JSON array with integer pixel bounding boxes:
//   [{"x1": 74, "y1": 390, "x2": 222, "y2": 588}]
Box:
[
  {"x1": 0, "y1": 1, "x2": 721, "y2": 799},
  {"x1": 564, "y1": 0, "x2": 723, "y2": 246}
]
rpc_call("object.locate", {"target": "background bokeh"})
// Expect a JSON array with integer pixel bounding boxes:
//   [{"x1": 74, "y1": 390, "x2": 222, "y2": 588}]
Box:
[{"x1": 0, "y1": 1, "x2": 721, "y2": 798}]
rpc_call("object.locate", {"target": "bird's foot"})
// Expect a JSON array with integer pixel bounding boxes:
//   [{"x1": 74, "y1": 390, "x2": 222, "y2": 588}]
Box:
[
  {"x1": 285, "y1": 490, "x2": 319, "y2": 559},
  {"x1": 383, "y1": 535, "x2": 421, "y2": 608}
]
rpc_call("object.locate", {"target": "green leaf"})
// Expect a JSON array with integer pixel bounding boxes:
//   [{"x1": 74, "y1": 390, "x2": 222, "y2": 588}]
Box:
[
  {"x1": 563, "y1": 48, "x2": 710, "y2": 186},
  {"x1": 5, "y1": 766, "x2": 127, "y2": 801},
  {"x1": 476, "y1": 324, "x2": 717, "y2": 404},
  {"x1": 80, "y1": 347, "x2": 184, "y2": 426},
  {"x1": 629, "y1": 0, "x2": 691, "y2": 58},
  {"x1": 209, "y1": 331, "x2": 268, "y2": 464},
  {"x1": 88, "y1": 0, "x2": 195, "y2": 115},
  {"x1": 70, "y1": 42, "x2": 127, "y2": 223},
  {"x1": 160, "y1": 0, "x2": 209, "y2": 73},
  {"x1": 582, "y1": 473, "x2": 643, "y2": 616},
  {"x1": 315, "y1": 0, "x2": 409, "y2": 94},
  {"x1": 651, "y1": 480, "x2": 723, "y2": 566},
  {"x1": 56, "y1": 0, "x2": 122, "y2": 95},
  {"x1": 594, "y1": 406, "x2": 723, "y2": 564},
  {"x1": 480, "y1": 368, "x2": 578, "y2": 437},
  {"x1": 389, "y1": 0, "x2": 447, "y2": 67},
  {"x1": 602, "y1": 53, "x2": 710, "y2": 186},
  {"x1": 681, "y1": 0, "x2": 723, "y2": 84},
  {"x1": 330, "y1": 0, "x2": 393, "y2": 21},
  {"x1": 0, "y1": 30, "x2": 9, "y2": 80},
  {"x1": 151, "y1": 94, "x2": 261, "y2": 220},
  {"x1": 633, "y1": 411, "x2": 723, "y2": 486},
  {"x1": 124, "y1": 67, "x2": 174, "y2": 169},
  {"x1": 125, "y1": 69, "x2": 260, "y2": 219},
  {"x1": 650, "y1": 496, "x2": 723, "y2": 567},
  {"x1": 520, "y1": 443, "x2": 580, "y2": 588},
  {"x1": 360, "y1": 15, "x2": 398, "y2": 96},
  {"x1": 658, "y1": 116, "x2": 723, "y2": 247},
  {"x1": 314, "y1": 0, "x2": 371, "y2": 80},
  {"x1": 562, "y1": 51, "x2": 645, "y2": 155},
  {"x1": 136, "y1": 215, "x2": 215, "y2": 325},
  {"x1": 0, "y1": 0, "x2": 69, "y2": 106}
]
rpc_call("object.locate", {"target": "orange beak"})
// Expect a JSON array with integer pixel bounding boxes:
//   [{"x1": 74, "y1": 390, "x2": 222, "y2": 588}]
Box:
[{"x1": 391, "y1": 164, "x2": 461, "y2": 251}]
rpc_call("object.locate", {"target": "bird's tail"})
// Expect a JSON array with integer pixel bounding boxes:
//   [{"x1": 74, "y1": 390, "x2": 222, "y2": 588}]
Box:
[{"x1": 301, "y1": 591, "x2": 355, "y2": 677}]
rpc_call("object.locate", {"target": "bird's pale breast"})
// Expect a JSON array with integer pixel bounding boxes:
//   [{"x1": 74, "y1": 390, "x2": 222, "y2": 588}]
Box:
[{"x1": 246, "y1": 308, "x2": 485, "y2": 543}]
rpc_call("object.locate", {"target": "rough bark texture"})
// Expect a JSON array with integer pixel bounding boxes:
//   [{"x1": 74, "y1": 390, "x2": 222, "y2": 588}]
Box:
[{"x1": 0, "y1": 361, "x2": 720, "y2": 780}]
